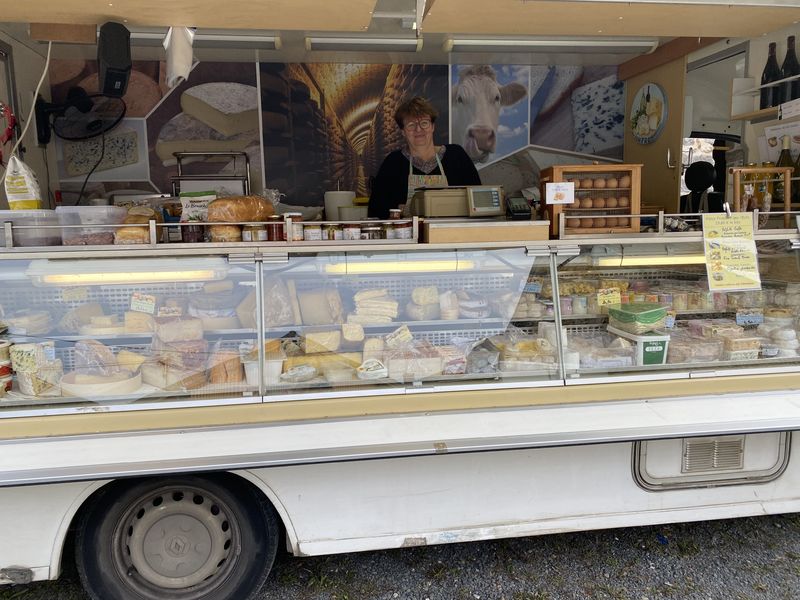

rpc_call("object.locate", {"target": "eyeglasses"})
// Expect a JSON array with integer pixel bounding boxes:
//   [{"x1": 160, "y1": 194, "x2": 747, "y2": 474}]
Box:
[{"x1": 403, "y1": 119, "x2": 432, "y2": 131}]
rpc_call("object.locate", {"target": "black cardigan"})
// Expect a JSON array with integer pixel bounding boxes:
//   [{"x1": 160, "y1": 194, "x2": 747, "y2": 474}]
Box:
[{"x1": 367, "y1": 144, "x2": 481, "y2": 219}]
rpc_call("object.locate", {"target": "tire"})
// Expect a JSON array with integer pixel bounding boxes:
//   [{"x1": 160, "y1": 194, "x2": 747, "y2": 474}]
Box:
[{"x1": 75, "y1": 475, "x2": 280, "y2": 600}]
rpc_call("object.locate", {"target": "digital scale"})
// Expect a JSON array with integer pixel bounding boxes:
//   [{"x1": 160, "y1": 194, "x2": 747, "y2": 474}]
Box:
[{"x1": 410, "y1": 186, "x2": 505, "y2": 218}]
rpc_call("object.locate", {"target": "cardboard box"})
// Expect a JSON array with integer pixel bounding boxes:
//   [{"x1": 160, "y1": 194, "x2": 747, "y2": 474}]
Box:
[{"x1": 422, "y1": 219, "x2": 549, "y2": 243}]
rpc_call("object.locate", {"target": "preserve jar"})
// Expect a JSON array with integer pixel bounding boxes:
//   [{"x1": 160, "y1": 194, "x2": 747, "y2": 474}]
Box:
[
  {"x1": 389, "y1": 208, "x2": 402, "y2": 219},
  {"x1": 323, "y1": 224, "x2": 342, "y2": 240},
  {"x1": 303, "y1": 224, "x2": 322, "y2": 241},
  {"x1": 342, "y1": 224, "x2": 361, "y2": 240},
  {"x1": 265, "y1": 215, "x2": 285, "y2": 241},
  {"x1": 242, "y1": 225, "x2": 267, "y2": 242},
  {"x1": 361, "y1": 226, "x2": 383, "y2": 240},
  {"x1": 394, "y1": 220, "x2": 413, "y2": 239},
  {"x1": 284, "y1": 212, "x2": 304, "y2": 241}
]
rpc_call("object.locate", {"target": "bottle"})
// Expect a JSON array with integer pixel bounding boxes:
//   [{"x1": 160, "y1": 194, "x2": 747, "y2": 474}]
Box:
[
  {"x1": 761, "y1": 42, "x2": 783, "y2": 109},
  {"x1": 782, "y1": 36, "x2": 800, "y2": 102},
  {"x1": 775, "y1": 136, "x2": 793, "y2": 207},
  {"x1": 793, "y1": 150, "x2": 800, "y2": 206}
]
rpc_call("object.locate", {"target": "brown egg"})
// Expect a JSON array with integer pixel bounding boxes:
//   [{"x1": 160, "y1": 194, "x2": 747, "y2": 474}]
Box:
[
  {"x1": 593, "y1": 197, "x2": 606, "y2": 209},
  {"x1": 606, "y1": 177, "x2": 619, "y2": 189},
  {"x1": 606, "y1": 217, "x2": 618, "y2": 227},
  {"x1": 580, "y1": 197, "x2": 594, "y2": 209},
  {"x1": 594, "y1": 218, "x2": 607, "y2": 228},
  {"x1": 618, "y1": 217, "x2": 630, "y2": 227},
  {"x1": 606, "y1": 197, "x2": 618, "y2": 208},
  {"x1": 581, "y1": 178, "x2": 594, "y2": 189},
  {"x1": 582, "y1": 218, "x2": 594, "y2": 228},
  {"x1": 593, "y1": 178, "x2": 606, "y2": 189},
  {"x1": 618, "y1": 196, "x2": 630, "y2": 208},
  {"x1": 619, "y1": 175, "x2": 632, "y2": 188},
  {"x1": 566, "y1": 218, "x2": 581, "y2": 228}
]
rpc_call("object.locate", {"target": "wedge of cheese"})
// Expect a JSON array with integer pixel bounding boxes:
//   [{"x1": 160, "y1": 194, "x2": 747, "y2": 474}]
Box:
[
  {"x1": 181, "y1": 83, "x2": 259, "y2": 137},
  {"x1": 304, "y1": 331, "x2": 341, "y2": 354},
  {"x1": 125, "y1": 311, "x2": 155, "y2": 333},
  {"x1": 155, "y1": 113, "x2": 258, "y2": 165}
]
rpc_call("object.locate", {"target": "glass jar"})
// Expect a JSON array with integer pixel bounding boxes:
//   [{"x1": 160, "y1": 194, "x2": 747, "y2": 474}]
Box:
[
  {"x1": 182, "y1": 224, "x2": 205, "y2": 243},
  {"x1": 284, "y1": 212, "x2": 304, "y2": 241},
  {"x1": 394, "y1": 220, "x2": 413, "y2": 240},
  {"x1": 389, "y1": 208, "x2": 402, "y2": 219},
  {"x1": 361, "y1": 226, "x2": 383, "y2": 240},
  {"x1": 303, "y1": 224, "x2": 322, "y2": 241},
  {"x1": 383, "y1": 222, "x2": 395, "y2": 239},
  {"x1": 242, "y1": 224, "x2": 267, "y2": 242},
  {"x1": 323, "y1": 224, "x2": 342, "y2": 240},
  {"x1": 266, "y1": 215, "x2": 285, "y2": 241},
  {"x1": 572, "y1": 295, "x2": 588, "y2": 315},
  {"x1": 342, "y1": 224, "x2": 361, "y2": 240}
]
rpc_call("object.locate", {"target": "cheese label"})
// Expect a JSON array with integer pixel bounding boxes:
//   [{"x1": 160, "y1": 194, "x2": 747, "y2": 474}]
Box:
[
  {"x1": 62, "y1": 287, "x2": 89, "y2": 302},
  {"x1": 596, "y1": 288, "x2": 621, "y2": 307},
  {"x1": 130, "y1": 292, "x2": 157, "y2": 314},
  {"x1": 545, "y1": 182, "x2": 575, "y2": 205},
  {"x1": 157, "y1": 306, "x2": 183, "y2": 317},
  {"x1": 523, "y1": 280, "x2": 542, "y2": 293},
  {"x1": 736, "y1": 309, "x2": 764, "y2": 326}
]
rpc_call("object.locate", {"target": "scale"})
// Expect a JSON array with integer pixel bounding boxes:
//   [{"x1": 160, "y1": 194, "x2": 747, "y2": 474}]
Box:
[{"x1": 410, "y1": 186, "x2": 505, "y2": 218}]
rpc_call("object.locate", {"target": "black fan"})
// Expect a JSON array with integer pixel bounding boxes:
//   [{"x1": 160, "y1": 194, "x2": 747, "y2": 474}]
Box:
[{"x1": 35, "y1": 87, "x2": 126, "y2": 145}]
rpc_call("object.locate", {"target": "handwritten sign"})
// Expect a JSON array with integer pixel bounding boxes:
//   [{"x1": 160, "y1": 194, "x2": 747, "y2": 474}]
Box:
[
  {"x1": 545, "y1": 182, "x2": 575, "y2": 205},
  {"x1": 596, "y1": 288, "x2": 622, "y2": 307},
  {"x1": 130, "y1": 292, "x2": 157, "y2": 314},
  {"x1": 702, "y1": 213, "x2": 761, "y2": 292}
]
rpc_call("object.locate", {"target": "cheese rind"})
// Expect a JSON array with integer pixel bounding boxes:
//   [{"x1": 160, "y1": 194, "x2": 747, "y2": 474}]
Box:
[{"x1": 156, "y1": 113, "x2": 258, "y2": 165}]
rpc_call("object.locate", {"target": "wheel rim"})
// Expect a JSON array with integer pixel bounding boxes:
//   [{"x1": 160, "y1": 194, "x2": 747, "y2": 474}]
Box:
[{"x1": 112, "y1": 485, "x2": 241, "y2": 598}]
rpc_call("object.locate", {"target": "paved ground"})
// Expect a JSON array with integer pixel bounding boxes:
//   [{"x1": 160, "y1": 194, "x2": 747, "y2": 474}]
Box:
[{"x1": 3, "y1": 513, "x2": 800, "y2": 600}]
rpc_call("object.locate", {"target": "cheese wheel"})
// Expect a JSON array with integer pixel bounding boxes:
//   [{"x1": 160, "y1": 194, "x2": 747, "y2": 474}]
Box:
[
  {"x1": 606, "y1": 217, "x2": 618, "y2": 227},
  {"x1": 593, "y1": 178, "x2": 606, "y2": 189},
  {"x1": 580, "y1": 197, "x2": 594, "y2": 209},
  {"x1": 582, "y1": 218, "x2": 594, "y2": 228},
  {"x1": 581, "y1": 178, "x2": 593, "y2": 189},
  {"x1": 593, "y1": 197, "x2": 606, "y2": 209},
  {"x1": 606, "y1": 197, "x2": 618, "y2": 208},
  {"x1": 606, "y1": 177, "x2": 619, "y2": 189},
  {"x1": 594, "y1": 218, "x2": 607, "y2": 228},
  {"x1": 619, "y1": 175, "x2": 632, "y2": 188},
  {"x1": 618, "y1": 196, "x2": 631, "y2": 208},
  {"x1": 566, "y1": 218, "x2": 581, "y2": 228}
]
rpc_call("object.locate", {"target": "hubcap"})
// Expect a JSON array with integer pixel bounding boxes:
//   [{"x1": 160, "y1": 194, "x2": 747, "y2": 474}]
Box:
[{"x1": 112, "y1": 486, "x2": 239, "y2": 597}]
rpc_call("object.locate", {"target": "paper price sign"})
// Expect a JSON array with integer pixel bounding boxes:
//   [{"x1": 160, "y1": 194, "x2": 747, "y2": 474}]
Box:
[
  {"x1": 545, "y1": 182, "x2": 575, "y2": 205},
  {"x1": 130, "y1": 292, "x2": 157, "y2": 314},
  {"x1": 702, "y1": 213, "x2": 761, "y2": 292},
  {"x1": 596, "y1": 288, "x2": 621, "y2": 306}
]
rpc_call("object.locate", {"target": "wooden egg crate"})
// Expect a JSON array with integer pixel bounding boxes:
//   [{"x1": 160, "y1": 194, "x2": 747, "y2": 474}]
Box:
[{"x1": 539, "y1": 164, "x2": 642, "y2": 238}]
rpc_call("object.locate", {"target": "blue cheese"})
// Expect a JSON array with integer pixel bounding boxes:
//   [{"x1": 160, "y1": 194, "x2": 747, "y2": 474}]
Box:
[
  {"x1": 571, "y1": 75, "x2": 625, "y2": 155},
  {"x1": 63, "y1": 128, "x2": 139, "y2": 177},
  {"x1": 181, "y1": 83, "x2": 259, "y2": 137}
]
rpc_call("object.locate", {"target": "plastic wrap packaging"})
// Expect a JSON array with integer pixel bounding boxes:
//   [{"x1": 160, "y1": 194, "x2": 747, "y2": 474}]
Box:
[
  {"x1": 74, "y1": 340, "x2": 120, "y2": 376},
  {"x1": 207, "y1": 195, "x2": 274, "y2": 222},
  {"x1": 3, "y1": 156, "x2": 42, "y2": 209},
  {"x1": 386, "y1": 340, "x2": 443, "y2": 381}
]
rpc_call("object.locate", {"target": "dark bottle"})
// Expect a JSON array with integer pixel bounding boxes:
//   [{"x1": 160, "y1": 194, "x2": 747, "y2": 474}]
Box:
[
  {"x1": 761, "y1": 42, "x2": 783, "y2": 109},
  {"x1": 782, "y1": 35, "x2": 800, "y2": 102},
  {"x1": 775, "y1": 135, "x2": 793, "y2": 206}
]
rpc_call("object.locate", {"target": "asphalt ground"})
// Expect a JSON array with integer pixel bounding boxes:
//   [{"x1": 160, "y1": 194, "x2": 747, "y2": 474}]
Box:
[{"x1": 3, "y1": 513, "x2": 800, "y2": 600}]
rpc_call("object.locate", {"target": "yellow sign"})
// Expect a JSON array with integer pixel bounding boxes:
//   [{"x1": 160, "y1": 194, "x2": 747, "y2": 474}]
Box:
[
  {"x1": 702, "y1": 213, "x2": 761, "y2": 292},
  {"x1": 596, "y1": 288, "x2": 622, "y2": 306}
]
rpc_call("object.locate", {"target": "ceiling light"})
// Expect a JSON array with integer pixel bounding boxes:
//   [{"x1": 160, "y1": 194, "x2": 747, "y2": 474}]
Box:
[
  {"x1": 124, "y1": 29, "x2": 281, "y2": 50},
  {"x1": 305, "y1": 36, "x2": 423, "y2": 52},
  {"x1": 443, "y1": 37, "x2": 659, "y2": 54}
]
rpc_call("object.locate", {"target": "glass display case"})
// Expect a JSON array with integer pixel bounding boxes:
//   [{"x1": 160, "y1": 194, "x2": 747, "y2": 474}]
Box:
[{"x1": 0, "y1": 233, "x2": 799, "y2": 416}]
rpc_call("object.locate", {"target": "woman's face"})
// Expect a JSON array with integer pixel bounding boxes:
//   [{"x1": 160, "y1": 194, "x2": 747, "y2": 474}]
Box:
[{"x1": 401, "y1": 115, "x2": 435, "y2": 150}]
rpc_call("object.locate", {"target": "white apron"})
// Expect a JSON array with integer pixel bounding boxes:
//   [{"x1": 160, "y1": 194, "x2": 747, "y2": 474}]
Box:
[{"x1": 402, "y1": 150, "x2": 448, "y2": 217}]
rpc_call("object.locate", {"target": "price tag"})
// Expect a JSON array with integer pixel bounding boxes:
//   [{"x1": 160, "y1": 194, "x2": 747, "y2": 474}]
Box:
[
  {"x1": 545, "y1": 182, "x2": 575, "y2": 205},
  {"x1": 664, "y1": 311, "x2": 676, "y2": 330},
  {"x1": 597, "y1": 288, "x2": 621, "y2": 307},
  {"x1": 157, "y1": 306, "x2": 183, "y2": 318},
  {"x1": 130, "y1": 292, "x2": 156, "y2": 314},
  {"x1": 61, "y1": 287, "x2": 89, "y2": 302},
  {"x1": 736, "y1": 308, "x2": 764, "y2": 326},
  {"x1": 524, "y1": 280, "x2": 542, "y2": 293}
]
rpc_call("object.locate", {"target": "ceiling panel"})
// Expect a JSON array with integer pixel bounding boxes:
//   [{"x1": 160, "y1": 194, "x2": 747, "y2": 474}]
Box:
[
  {"x1": 1, "y1": 0, "x2": 376, "y2": 31},
  {"x1": 423, "y1": 0, "x2": 800, "y2": 38}
]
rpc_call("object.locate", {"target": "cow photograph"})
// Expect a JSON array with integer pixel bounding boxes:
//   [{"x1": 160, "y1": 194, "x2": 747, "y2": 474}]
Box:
[{"x1": 450, "y1": 64, "x2": 529, "y2": 166}]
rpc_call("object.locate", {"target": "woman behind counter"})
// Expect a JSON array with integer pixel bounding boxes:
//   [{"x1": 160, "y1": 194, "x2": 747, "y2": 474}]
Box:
[{"x1": 368, "y1": 97, "x2": 481, "y2": 219}]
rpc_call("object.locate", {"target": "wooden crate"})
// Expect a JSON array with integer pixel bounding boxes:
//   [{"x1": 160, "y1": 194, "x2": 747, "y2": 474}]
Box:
[{"x1": 539, "y1": 164, "x2": 642, "y2": 238}]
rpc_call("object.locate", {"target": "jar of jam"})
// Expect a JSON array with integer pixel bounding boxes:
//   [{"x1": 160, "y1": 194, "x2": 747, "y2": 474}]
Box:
[
  {"x1": 303, "y1": 224, "x2": 322, "y2": 241},
  {"x1": 323, "y1": 224, "x2": 342, "y2": 240},
  {"x1": 266, "y1": 215, "x2": 285, "y2": 241},
  {"x1": 182, "y1": 224, "x2": 205, "y2": 243},
  {"x1": 284, "y1": 212, "x2": 304, "y2": 241},
  {"x1": 389, "y1": 208, "x2": 402, "y2": 219},
  {"x1": 361, "y1": 226, "x2": 383, "y2": 240},
  {"x1": 342, "y1": 224, "x2": 361, "y2": 240},
  {"x1": 394, "y1": 220, "x2": 413, "y2": 240},
  {"x1": 242, "y1": 224, "x2": 267, "y2": 242}
]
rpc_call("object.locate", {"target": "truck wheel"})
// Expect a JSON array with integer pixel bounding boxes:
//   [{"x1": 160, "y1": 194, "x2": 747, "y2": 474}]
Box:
[{"x1": 75, "y1": 475, "x2": 279, "y2": 600}]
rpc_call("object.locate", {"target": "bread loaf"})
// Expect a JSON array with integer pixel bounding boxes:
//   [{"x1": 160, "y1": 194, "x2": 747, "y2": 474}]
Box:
[
  {"x1": 209, "y1": 224, "x2": 242, "y2": 242},
  {"x1": 115, "y1": 206, "x2": 163, "y2": 245},
  {"x1": 207, "y1": 195, "x2": 274, "y2": 222}
]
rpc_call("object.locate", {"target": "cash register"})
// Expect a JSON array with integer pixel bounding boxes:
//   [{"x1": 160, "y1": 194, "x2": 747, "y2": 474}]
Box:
[{"x1": 410, "y1": 186, "x2": 505, "y2": 217}]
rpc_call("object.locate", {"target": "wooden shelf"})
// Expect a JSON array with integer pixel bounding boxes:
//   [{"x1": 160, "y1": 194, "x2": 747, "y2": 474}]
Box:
[{"x1": 731, "y1": 106, "x2": 780, "y2": 122}]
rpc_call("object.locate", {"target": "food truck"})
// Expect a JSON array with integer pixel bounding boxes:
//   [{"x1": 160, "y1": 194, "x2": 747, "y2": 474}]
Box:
[{"x1": 2, "y1": 2, "x2": 800, "y2": 599}]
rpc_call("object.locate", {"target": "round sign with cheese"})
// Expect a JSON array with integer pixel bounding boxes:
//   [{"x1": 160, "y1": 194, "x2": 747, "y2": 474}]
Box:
[{"x1": 629, "y1": 83, "x2": 668, "y2": 145}]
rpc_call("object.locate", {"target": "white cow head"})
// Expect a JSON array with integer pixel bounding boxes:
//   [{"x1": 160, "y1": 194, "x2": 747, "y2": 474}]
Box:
[{"x1": 452, "y1": 65, "x2": 527, "y2": 163}]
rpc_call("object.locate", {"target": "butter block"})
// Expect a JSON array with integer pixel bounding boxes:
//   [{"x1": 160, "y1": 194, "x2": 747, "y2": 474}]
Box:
[{"x1": 181, "y1": 83, "x2": 259, "y2": 137}]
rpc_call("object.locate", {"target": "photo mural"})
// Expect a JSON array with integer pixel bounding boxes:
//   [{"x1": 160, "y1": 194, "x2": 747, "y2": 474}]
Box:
[{"x1": 47, "y1": 58, "x2": 624, "y2": 207}]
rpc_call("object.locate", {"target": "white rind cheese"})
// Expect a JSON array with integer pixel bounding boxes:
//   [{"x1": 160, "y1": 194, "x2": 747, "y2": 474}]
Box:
[
  {"x1": 156, "y1": 113, "x2": 259, "y2": 165},
  {"x1": 571, "y1": 75, "x2": 625, "y2": 155},
  {"x1": 181, "y1": 82, "x2": 260, "y2": 137},
  {"x1": 64, "y1": 128, "x2": 138, "y2": 177}
]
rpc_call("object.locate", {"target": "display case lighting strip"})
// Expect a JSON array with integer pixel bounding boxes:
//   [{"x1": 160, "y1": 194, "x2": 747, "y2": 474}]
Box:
[{"x1": 443, "y1": 37, "x2": 659, "y2": 54}]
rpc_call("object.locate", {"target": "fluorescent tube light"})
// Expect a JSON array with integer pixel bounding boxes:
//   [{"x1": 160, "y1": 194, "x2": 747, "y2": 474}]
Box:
[
  {"x1": 324, "y1": 259, "x2": 474, "y2": 275},
  {"x1": 125, "y1": 29, "x2": 281, "y2": 50},
  {"x1": 305, "y1": 36, "x2": 423, "y2": 53},
  {"x1": 597, "y1": 255, "x2": 706, "y2": 267},
  {"x1": 26, "y1": 257, "x2": 228, "y2": 286},
  {"x1": 443, "y1": 37, "x2": 658, "y2": 54}
]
